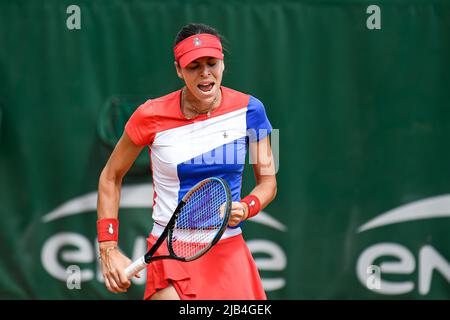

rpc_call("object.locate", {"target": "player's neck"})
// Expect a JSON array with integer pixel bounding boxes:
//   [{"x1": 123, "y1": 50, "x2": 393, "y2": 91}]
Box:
[{"x1": 181, "y1": 87, "x2": 222, "y2": 118}]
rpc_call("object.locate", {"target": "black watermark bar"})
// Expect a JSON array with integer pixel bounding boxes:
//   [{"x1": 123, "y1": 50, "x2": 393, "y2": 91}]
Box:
[{"x1": 1, "y1": 300, "x2": 447, "y2": 319}]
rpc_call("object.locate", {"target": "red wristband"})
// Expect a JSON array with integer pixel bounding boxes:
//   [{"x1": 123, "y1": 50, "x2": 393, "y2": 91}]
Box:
[
  {"x1": 240, "y1": 195, "x2": 261, "y2": 219},
  {"x1": 97, "y1": 218, "x2": 119, "y2": 242}
]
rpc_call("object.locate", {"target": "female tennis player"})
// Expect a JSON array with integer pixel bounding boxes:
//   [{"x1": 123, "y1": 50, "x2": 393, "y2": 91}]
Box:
[{"x1": 97, "y1": 23, "x2": 277, "y2": 299}]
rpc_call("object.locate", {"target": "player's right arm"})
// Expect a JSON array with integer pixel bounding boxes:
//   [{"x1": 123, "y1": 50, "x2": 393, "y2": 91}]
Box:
[{"x1": 97, "y1": 131, "x2": 145, "y2": 293}]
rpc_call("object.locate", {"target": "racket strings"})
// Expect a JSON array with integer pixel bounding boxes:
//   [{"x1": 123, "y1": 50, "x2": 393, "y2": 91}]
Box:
[{"x1": 171, "y1": 180, "x2": 228, "y2": 259}]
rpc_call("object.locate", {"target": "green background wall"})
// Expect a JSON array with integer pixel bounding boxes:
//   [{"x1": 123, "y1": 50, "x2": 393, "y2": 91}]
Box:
[{"x1": 1, "y1": 0, "x2": 450, "y2": 299}]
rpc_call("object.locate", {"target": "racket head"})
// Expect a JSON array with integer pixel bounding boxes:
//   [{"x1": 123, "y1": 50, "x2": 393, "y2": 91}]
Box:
[{"x1": 167, "y1": 177, "x2": 232, "y2": 261}]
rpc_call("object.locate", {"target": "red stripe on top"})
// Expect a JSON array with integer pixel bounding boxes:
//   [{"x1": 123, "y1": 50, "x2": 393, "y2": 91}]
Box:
[{"x1": 125, "y1": 86, "x2": 250, "y2": 147}]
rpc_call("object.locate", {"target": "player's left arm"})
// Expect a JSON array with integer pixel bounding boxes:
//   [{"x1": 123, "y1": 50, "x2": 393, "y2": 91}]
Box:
[
  {"x1": 228, "y1": 135, "x2": 277, "y2": 226},
  {"x1": 247, "y1": 134, "x2": 277, "y2": 209}
]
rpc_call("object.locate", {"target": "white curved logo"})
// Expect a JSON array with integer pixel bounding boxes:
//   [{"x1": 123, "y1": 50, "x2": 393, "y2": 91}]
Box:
[
  {"x1": 356, "y1": 194, "x2": 450, "y2": 296},
  {"x1": 41, "y1": 183, "x2": 287, "y2": 231},
  {"x1": 42, "y1": 184, "x2": 152, "y2": 223},
  {"x1": 358, "y1": 194, "x2": 450, "y2": 233},
  {"x1": 40, "y1": 183, "x2": 287, "y2": 292}
]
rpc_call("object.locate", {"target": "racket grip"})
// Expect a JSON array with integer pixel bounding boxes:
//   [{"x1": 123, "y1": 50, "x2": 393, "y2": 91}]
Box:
[{"x1": 125, "y1": 256, "x2": 147, "y2": 279}]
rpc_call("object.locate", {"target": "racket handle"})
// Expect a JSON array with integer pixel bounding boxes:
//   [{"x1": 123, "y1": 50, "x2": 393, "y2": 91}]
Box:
[{"x1": 125, "y1": 256, "x2": 147, "y2": 279}]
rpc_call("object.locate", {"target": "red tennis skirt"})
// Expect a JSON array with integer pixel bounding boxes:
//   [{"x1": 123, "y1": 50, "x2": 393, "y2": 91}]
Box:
[{"x1": 143, "y1": 233, "x2": 267, "y2": 300}]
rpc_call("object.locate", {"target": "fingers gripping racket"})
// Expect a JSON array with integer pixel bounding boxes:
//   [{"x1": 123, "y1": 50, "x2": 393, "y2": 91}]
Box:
[{"x1": 125, "y1": 177, "x2": 232, "y2": 279}]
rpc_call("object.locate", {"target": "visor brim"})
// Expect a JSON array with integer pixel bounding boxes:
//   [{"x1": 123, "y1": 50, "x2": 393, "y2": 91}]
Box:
[{"x1": 178, "y1": 48, "x2": 224, "y2": 68}]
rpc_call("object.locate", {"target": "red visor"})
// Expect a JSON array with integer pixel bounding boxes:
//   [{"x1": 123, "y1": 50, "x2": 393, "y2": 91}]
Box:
[{"x1": 174, "y1": 33, "x2": 223, "y2": 68}]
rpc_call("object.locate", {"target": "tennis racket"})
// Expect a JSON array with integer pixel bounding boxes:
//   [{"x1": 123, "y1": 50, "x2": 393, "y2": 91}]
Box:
[{"x1": 124, "y1": 176, "x2": 232, "y2": 279}]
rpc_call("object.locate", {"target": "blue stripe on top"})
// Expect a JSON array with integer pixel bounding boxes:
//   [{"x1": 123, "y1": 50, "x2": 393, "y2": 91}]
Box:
[
  {"x1": 177, "y1": 137, "x2": 247, "y2": 203},
  {"x1": 246, "y1": 96, "x2": 273, "y2": 142},
  {"x1": 176, "y1": 95, "x2": 272, "y2": 229}
]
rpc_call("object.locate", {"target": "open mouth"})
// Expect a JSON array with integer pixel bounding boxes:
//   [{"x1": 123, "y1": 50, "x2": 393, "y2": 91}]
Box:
[{"x1": 197, "y1": 82, "x2": 215, "y2": 92}]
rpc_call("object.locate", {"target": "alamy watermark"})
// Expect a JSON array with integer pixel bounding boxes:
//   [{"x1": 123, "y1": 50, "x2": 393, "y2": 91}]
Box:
[
  {"x1": 182, "y1": 128, "x2": 279, "y2": 175},
  {"x1": 366, "y1": 265, "x2": 381, "y2": 290},
  {"x1": 66, "y1": 5, "x2": 81, "y2": 30},
  {"x1": 366, "y1": 5, "x2": 381, "y2": 30},
  {"x1": 66, "y1": 265, "x2": 82, "y2": 290}
]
